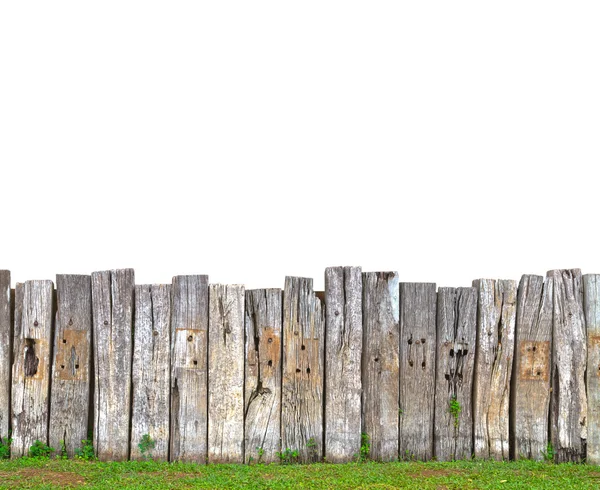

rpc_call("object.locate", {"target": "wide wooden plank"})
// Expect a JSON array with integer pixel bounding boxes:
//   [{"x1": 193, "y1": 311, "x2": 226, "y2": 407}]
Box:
[
  {"x1": 549, "y1": 269, "x2": 587, "y2": 462},
  {"x1": 91, "y1": 269, "x2": 134, "y2": 461},
  {"x1": 362, "y1": 272, "x2": 399, "y2": 462},
  {"x1": 11, "y1": 280, "x2": 54, "y2": 458},
  {"x1": 511, "y1": 275, "x2": 553, "y2": 461},
  {"x1": 324, "y1": 266, "x2": 362, "y2": 463},
  {"x1": 585, "y1": 274, "x2": 600, "y2": 465},
  {"x1": 244, "y1": 289, "x2": 282, "y2": 464},
  {"x1": 472, "y1": 279, "x2": 517, "y2": 460},
  {"x1": 434, "y1": 287, "x2": 477, "y2": 461},
  {"x1": 208, "y1": 284, "x2": 245, "y2": 463},
  {"x1": 130, "y1": 284, "x2": 171, "y2": 461},
  {"x1": 49, "y1": 275, "x2": 92, "y2": 458},
  {"x1": 282, "y1": 276, "x2": 324, "y2": 463},
  {"x1": 170, "y1": 275, "x2": 209, "y2": 463},
  {"x1": 0, "y1": 270, "x2": 10, "y2": 443}
]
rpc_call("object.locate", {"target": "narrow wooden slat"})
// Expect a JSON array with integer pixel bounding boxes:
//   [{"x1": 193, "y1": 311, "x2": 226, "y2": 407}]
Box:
[
  {"x1": 511, "y1": 275, "x2": 553, "y2": 460},
  {"x1": 170, "y1": 275, "x2": 209, "y2": 463},
  {"x1": 585, "y1": 274, "x2": 600, "y2": 465},
  {"x1": 244, "y1": 288, "x2": 282, "y2": 464},
  {"x1": 130, "y1": 284, "x2": 171, "y2": 461},
  {"x1": 282, "y1": 276, "x2": 324, "y2": 463},
  {"x1": 49, "y1": 275, "x2": 92, "y2": 458},
  {"x1": 434, "y1": 287, "x2": 477, "y2": 461},
  {"x1": 472, "y1": 279, "x2": 517, "y2": 460},
  {"x1": 362, "y1": 272, "x2": 399, "y2": 462},
  {"x1": 91, "y1": 269, "x2": 134, "y2": 461},
  {"x1": 324, "y1": 266, "x2": 362, "y2": 463},
  {"x1": 549, "y1": 269, "x2": 587, "y2": 462},
  {"x1": 11, "y1": 280, "x2": 54, "y2": 458},
  {"x1": 0, "y1": 271, "x2": 10, "y2": 442}
]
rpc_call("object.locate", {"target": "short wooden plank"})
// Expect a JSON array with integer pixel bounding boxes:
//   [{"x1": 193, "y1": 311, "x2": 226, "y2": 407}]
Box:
[
  {"x1": 472, "y1": 279, "x2": 517, "y2": 460},
  {"x1": 434, "y1": 287, "x2": 477, "y2": 461},
  {"x1": 91, "y1": 269, "x2": 134, "y2": 461},
  {"x1": 208, "y1": 284, "x2": 245, "y2": 463},
  {"x1": 49, "y1": 275, "x2": 92, "y2": 458},
  {"x1": 11, "y1": 280, "x2": 54, "y2": 458},
  {"x1": 282, "y1": 276, "x2": 325, "y2": 463},
  {"x1": 244, "y1": 288, "x2": 282, "y2": 464},
  {"x1": 324, "y1": 266, "x2": 363, "y2": 463},
  {"x1": 549, "y1": 269, "x2": 587, "y2": 462},
  {"x1": 130, "y1": 284, "x2": 171, "y2": 461},
  {"x1": 362, "y1": 272, "x2": 399, "y2": 462},
  {"x1": 585, "y1": 274, "x2": 600, "y2": 465},
  {"x1": 0, "y1": 271, "x2": 10, "y2": 443},
  {"x1": 399, "y1": 282, "x2": 437, "y2": 461},
  {"x1": 170, "y1": 275, "x2": 209, "y2": 463},
  {"x1": 512, "y1": 275, "x2": 553, "y2": 461}
]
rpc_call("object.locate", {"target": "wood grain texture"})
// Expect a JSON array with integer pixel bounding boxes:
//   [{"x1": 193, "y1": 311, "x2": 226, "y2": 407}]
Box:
[
  {"x1": 434, "y1": 287, "x2": 477, "y2": 461},
  {"x1": 130, "y1": 284, "x2": 171, "y2": 461},
  {"x1": 170, "y1": 275, "x2": 209, "y2": 463},
  {"x1": 11, "y1": 280, "x2": 54, "y2": 458},
  {"x1": 362, "y1": 272, "x2": 399, "y2": 462},
  {"x1": 472, "y1": 279, "x2": 517, "y2": 461},
  {"x1": 244, "y1": 289, "x2": 282, "y2": 464},
  {"x1": 282, "y1": 276, "x2": 324, "y2": 463},
  {"x1": 585, "y1": 274, "x2": 600, "y2": 465},
  {"x1": 0, "y1": 271, "x2": 10, "y2": 442},
  {"x1": 511, "y1": 275, "x2": 553, "y2": 461},
  {"x1": 549, "y1": 269, "x2": 587, "y2": 462},
  {"x1": 91, "y1": 269, "x2": 134, "y2": 461},
  {"x1": 49, "y1": 275, "x2": 92, "y2": 458}
]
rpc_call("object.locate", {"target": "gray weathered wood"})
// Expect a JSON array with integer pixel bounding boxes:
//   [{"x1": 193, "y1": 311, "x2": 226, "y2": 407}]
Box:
[
  {"x1": 0, "y1": 271, "x2": 10, "y2": 442},
  {"x1": 472, "y1": 279, "x2": 517, "y2": 460},
  {"x1": 91, "y1": 269, "x2": 134, "y2": 461},
  {"x1": 324, "y1": 266, "x2": 362, "y2": 463},
  {"x1": 282, "y1": 276, "x2": 324, "y2": 463},
  {"x1": 361, "y1": 272, "x2": 399, "y2": 462},
  {"x1": 208, "y1": 284, "x2": 245, "y2": 463},
  {"x1": 585, "y1": 274, "x2": 600, "y2": 465},
  {"x1": 244, "y1": 288, "x2": 282, "y2": 464},
  {"x1": 170, "y1": 275, "x2": 209, "y2": 463},
  {"x1": 11, "y1": 280, "x2": 54, "y2": 458},
  {"x1": 130, "y1": 284, "x2": 171, "y2": 461},
  {"x1": 512, "y1": 275, "x2": 553, "y2": 461},
  {"x1": 434, "y1": 287, "x2": 477, "y2": 461},
  {"x1": 549, "y1": 269, "x2": 587, "y2": 462},
  {"x1": 49, "y1": 275, "x2": 92, "y2": 458},
  {"x1": 399, "y1": 282, "x2": 437, "y2": 461}
]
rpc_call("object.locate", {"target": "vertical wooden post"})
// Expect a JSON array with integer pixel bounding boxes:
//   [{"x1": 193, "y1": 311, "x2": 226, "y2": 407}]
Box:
[
  {"x1": 585, "y1": 274, "x2": 600, "y2": 465},
  {"x1": 0, "y1": 270, "x2": 10, "y2": 442},
  {"x1": 324, "y1": 266, "x2": 362, "y2": 463},
  {"x1": 11, "y1": 280, "x2": 54, "y2": 458},
  {"x1": 170, "y1": 275, "x2": 209, "y2": 463},
  {"x1": 362, "y1": 272, "x2": 399, "y2": 462},
  {"x1": 244, "y1": 288, "x2": 282, "y2": 464},
  {"x1": 511, "y1": 275, "x2": 553, "y2": 460},
  {"x1": 434, "y1": 287, "x2": 477, "y2": 461},
  {"x1": 130, "y1": 284, "x2": 171, "y2": 461},
  {"x1": 549, "y1": 269, "x2": 587, "y2": 462},
  {"x1": 49, "y1": 275, "x2": 92, "y2": 458},
  {"x1": 91, "y1": 269, "x2": 134, "y2": 461},
  {"x1": 472, "y1": 279, "x2": 517, "y2": 460},
  {"x1": 282, "y1": 276, "x2": 324, "y2": 463}
]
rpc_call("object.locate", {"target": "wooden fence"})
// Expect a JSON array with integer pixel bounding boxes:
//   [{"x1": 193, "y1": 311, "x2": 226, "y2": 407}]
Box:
[{"x1": 0, "y1": 267, "x2": 597, "y2": 463}]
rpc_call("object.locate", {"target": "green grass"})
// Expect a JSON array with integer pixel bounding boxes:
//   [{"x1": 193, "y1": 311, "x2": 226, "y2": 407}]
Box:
[{"x1": 1, "y1": 459, "x2": 600, "y2": 489}]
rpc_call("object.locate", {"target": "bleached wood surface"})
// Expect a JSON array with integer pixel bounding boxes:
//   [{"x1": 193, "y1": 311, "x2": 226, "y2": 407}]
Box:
[
  {"x1": 585, "y1": 274, "x2": 600, "y2": 465},
  {"x1": 0, "y1": 271, "x2": 10, "y2": 442}
]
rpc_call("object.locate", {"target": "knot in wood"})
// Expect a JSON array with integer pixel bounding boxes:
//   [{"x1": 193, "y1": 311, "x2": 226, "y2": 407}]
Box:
[{"x1": 33, "y1": 320, "x2": 38, "y2": 327}]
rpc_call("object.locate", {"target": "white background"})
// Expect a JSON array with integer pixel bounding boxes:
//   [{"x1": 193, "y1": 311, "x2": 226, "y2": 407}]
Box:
[{"x1": 1, "y1": 1, "x2": 598, "y2": 291}]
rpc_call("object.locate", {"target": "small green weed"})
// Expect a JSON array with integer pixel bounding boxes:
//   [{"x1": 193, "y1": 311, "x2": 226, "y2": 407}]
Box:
[
  {"x1": 74, "y1": 436, "x2": 96, "y2": 461},
  {"x1": 542, "y1": 442, "x2": 555, "y2": 462},
  {"x1": 356, "y1": 432, "x2": 370, "y2": 462},
  {"x1": 138, "y1": 434, "x2": 156, "y2": 459},
  {"x1": 57, "y1": 439, "x2": 68, "y2": 459},
  {"x1": 28, "y1": 440, "x2": 54, "y2": 459},
  {"x1": 0, "y1": 436, "x2": 11, "y2": 459},
  {"x1": 256, "y1": 446, "x2": 264, "y2": 464},
  {"x1": 277, "y1": 447, "x2": 299, "y2": 464},
  {"x1": 449, "y1": 396, "x2": 461, "y2": 428}
]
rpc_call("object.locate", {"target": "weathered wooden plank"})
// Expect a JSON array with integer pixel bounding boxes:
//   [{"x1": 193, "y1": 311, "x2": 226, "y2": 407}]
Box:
[
  {"x1": 282, "y1": 276, "x2": 324, "y2": 463},
  {"x1": 472, "y1": 279, "x2": 517, "y2": 460},
  {"x1": 0, "y1": 271, "x2": 10, "y2": 443},
  {"x1": 49, "y1": 275, "x2": 92, "y2": 458},
  {"x1": 11, "y1": 280, "x2": 54, "y2": 458},
  {"x1": 434, "y1": 287, "x2": 477, "y2": 461},
  {"x1": 130, "y1": 284, "x2": 171, "y2": 461},
  {"x1": 399, "y1": 282, "x2": 437, "y2": 461},
  {"x1": 361, "y1": 272, "x2": 399, "y2": 462},
  {"x1": 91, "y1": 269, "x2": 134, "y2": 461},
  {"x1": 244, "y1": 288, "x2": 282, "y2": 464},
  {"x1": 511, "y1": 275, "x2": 553, "y2": 461},
  {"x1": 208, "y1": 284, "x2": 245, "y2": 463},
  {"x1": 549, "y1": 269, "x2": 587, "y2": 462},
  {"x1": 324, "y1": 266, "x2": 362, "y2": 463},
  {"x1": 585, "y1": 274, "x2": 600, "y2": 465},
  {"x1": 170, "y1": 275, "x2": 209, "y2": 463}
]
